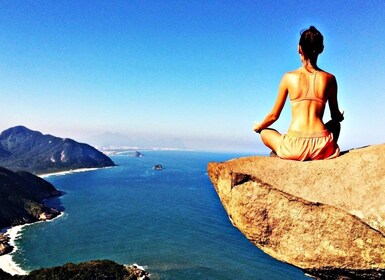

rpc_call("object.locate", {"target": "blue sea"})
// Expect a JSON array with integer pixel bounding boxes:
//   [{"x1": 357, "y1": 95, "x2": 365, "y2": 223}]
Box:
[{"x1": 12, "y1": 151, "x2": 310, "y2": 279}]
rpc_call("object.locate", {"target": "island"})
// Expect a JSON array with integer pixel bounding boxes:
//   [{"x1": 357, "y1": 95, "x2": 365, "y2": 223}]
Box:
[
  {"x1": 208, "y1": 143, "x2": 385, "y2": 279},
  {"x1": 129, "y1": 151, "x2": 144, "y2": 157},
  {"x1": 153, "y1": 164, "x2": 163, "y2": 170}
]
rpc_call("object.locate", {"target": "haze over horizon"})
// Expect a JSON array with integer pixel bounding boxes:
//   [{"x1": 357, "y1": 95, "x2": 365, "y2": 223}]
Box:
[{"x1": 1, "y1": 1, "x2": 384, "y2": 152}]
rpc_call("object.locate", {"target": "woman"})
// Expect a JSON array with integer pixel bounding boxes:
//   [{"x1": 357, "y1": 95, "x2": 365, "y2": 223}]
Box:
[{"x1": 253, "y1": 26, "x2": 344, "y2": 161}]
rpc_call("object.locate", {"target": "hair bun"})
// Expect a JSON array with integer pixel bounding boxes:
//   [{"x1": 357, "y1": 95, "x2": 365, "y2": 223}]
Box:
[{"x1": 299, "y1": 26, "x2": 324, "y2": 58}]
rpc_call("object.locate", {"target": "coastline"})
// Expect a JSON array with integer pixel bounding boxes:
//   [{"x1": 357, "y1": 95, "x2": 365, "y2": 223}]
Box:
[
  {"x1": 38, "y1": 166, "x2": 114, "y2": 178},
  {"x1": 0, "y1": 213, "x2": 64, "y2": 276},
  {"x1": 0, "y1": 225, "x2": 28, "y2": 275},
  {"x1": 0, "y1": 167, "x2": 107, "y2": 276}
]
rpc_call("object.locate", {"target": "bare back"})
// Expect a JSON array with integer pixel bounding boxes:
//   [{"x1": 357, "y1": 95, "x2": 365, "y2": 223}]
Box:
[{"x1": 284, "y1": 67, "x2": 336, "y2": 133}]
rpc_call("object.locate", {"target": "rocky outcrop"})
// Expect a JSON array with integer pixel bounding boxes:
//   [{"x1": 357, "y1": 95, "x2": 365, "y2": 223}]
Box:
[
  {"x1": 0, "y1": 126, "x2": 115, "y2": 174},
  {"x1": 0, "y1": 260, "x2": 150, "y2": 280},
  {"x1": 0, "y1": 234, "x2": 12, "y2": 256},
  {"x1": 207, "y1": 143, "x2": 385, "y2": 279}
]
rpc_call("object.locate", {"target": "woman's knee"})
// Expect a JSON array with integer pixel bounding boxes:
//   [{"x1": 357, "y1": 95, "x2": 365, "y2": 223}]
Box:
[{"x1": 260, "y1": 129, "x2": 281, "y2": 151}]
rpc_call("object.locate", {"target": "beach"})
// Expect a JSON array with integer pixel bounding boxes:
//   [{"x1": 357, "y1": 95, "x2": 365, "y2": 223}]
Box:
[
  {"x1": 38, "y1": 167, "x2": 106, "y2": 178},
  {"x1": 0, "y1": 225, "x2": 28, "y2": 275}
]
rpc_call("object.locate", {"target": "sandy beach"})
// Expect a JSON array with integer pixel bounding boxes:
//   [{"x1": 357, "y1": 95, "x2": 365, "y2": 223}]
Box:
[{"x1": 38, "y1": 167, "x2": 101, "y2": 178}]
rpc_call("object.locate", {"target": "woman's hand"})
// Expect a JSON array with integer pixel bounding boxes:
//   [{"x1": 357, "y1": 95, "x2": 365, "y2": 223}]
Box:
[
  {"x1": 332, "y1": 109, "x2": 344, "y2": 122},
  {"x1": 253, "y1": 122, "x2": 262, "y2": 133}
]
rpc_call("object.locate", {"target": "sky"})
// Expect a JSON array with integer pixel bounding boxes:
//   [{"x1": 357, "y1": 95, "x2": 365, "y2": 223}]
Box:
[{"x1": 0, "y1": 1, "x2": 384, "y2": 153}]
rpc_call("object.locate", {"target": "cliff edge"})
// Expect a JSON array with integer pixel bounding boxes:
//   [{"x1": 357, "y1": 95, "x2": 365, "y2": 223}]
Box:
[{"x1": 207, "y1": 143, "x2": 385, "y2": 279}]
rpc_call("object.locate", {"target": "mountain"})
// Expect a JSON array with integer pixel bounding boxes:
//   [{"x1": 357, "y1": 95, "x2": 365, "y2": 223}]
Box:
[{"x1": 0, "y1": 126, "x2": 115, "y2": 174}]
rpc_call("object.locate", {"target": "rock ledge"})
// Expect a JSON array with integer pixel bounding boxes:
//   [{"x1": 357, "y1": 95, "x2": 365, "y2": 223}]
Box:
[{"x1": 208, "y1": 143, "x2": 385, "y2": 279}]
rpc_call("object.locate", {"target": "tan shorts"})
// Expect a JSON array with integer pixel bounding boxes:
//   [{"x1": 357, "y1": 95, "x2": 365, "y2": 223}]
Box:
[{"x1": 276, "y1": 130, "x2": 340, "y2": 161}]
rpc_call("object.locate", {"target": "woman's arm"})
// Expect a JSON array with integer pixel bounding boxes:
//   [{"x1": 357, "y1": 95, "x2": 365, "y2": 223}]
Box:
[
  {"x1": 327, "y1": 75, "x2": 344, "y2": 122},
  {"x1": 253, "y1": 74, "x2": 289, "y2": 133}
]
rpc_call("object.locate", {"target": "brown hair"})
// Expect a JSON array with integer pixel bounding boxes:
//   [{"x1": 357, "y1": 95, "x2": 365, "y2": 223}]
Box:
[{"x1": 299, "y1": 26, "x2": 324, "y2": 60}]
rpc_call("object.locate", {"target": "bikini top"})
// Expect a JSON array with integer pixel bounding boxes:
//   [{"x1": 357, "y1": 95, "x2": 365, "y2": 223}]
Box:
[{"x1": 290, "y1": 71, "x2": 326, "y2": 105}]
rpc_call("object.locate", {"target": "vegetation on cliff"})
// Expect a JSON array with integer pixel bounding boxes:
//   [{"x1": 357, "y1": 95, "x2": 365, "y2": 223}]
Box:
[
  {"x1": 0, "y1": 260, "x2": 149, "y2": 280},
  {"x1": 0, "y1": 166, "x2": 61, "y2": 255},
  {"x1": 0, "y1": 166, "x2": 61, "y2": 229}
]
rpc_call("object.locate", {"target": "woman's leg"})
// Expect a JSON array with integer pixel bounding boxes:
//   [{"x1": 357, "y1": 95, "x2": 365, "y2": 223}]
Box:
[
  {"x1": 259, "y1": 128, "x2": 282, "y2": 153},
  {"x1": 325, "y1": 120, "x2": 341, "y2": 143}
]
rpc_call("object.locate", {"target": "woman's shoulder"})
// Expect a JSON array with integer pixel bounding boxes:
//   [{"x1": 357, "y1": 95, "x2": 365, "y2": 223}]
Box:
[
  {"x1": 281, "y1": 68, "x2": 302, "y2": 84},
  {"x1": 282, "y1": 68, "x2": 301, "y2": 79},
  {"x1": 286, "y1": 67, "x2": 302, "y2": 75},
  {"x1": 317, "y1": 69, "x2": 336, "y2": 80}
]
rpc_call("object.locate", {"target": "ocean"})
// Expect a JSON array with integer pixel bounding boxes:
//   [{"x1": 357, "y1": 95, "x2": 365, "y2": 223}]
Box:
[{"x1": 9, "y1": 151, "x2": 310, "y2": 279}]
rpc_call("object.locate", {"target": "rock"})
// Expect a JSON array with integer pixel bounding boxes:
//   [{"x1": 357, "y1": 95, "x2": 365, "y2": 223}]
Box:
[
  {"x1": 129, "y1": 151, "x2": 144, "y2": 157},
  {"x1": 153, "y1": 164, "x2": 163, "y2": 170},
  {"x1": 207, "y1": 143, "x2": 385, "y2": 279},
  {"x1": 127, "y1": 263, "x2": 150, "y2": 280},
  {"x1": 0, "y1": 234, "x2": 13, "y2": 256}
]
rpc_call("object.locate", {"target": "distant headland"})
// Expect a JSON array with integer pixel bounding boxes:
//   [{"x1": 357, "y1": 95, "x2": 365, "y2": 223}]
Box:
[{"x1": 0, "y1": 126, "x2": 116, "y2": 174}]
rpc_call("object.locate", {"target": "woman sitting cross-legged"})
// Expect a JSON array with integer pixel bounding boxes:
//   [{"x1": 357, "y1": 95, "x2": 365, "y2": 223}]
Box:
[{"x1": 253, "y1": 26, "x2": 344, "y2": 161}]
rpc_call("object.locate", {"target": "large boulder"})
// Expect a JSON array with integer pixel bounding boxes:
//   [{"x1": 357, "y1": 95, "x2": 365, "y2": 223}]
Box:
[{"x1": 207, "y1": 143, "x2": 385, "y2": 279}]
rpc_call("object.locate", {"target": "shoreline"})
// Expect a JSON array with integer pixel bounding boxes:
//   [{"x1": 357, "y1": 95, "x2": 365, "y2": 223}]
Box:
[
  {"x1": 0, "y1": 212, "x2": 64, "y2": 276},
  {"x1": 0, "y1": 166, "x2": 112, "y2": 276},
  {"x1": 38, "y1": 166, "x2": 114, "y2": 178},
  {"x1": 0, "y1": 225, "x2": 28, "y2": 275}
]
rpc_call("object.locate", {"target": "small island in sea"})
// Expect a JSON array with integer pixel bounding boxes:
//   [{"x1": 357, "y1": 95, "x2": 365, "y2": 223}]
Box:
[{"x1": 153, "y1": 164, "x2": 163, "y2": 170}]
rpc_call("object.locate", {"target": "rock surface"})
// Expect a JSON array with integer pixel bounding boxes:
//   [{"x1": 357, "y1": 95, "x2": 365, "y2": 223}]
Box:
[
  {"x1": 0, "y1": 234, "x2": 12, "y2": 256},
  {"x1": 207, "y1": 143, "x2": 385, "y2": 279},
  {"x1": 0, "y1": 126, "x2": 115, "y2": 174}
]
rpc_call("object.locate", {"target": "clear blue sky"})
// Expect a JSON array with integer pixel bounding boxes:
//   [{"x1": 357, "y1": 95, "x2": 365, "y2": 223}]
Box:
[{"x1": 1, "y1": 1, "x2": 384, "y2": 152}]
